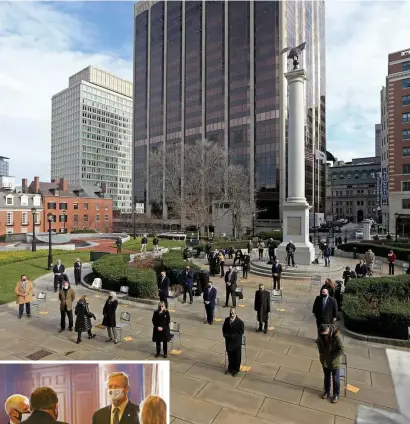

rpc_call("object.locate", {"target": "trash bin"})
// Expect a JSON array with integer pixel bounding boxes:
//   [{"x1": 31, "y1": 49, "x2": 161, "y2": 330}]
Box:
[
  {"x1": 331, "y1": 247, "x2": 335, "y2": 256},
  {"x1": 353, "y1": 247, "x2": 357, "y2": 259}
]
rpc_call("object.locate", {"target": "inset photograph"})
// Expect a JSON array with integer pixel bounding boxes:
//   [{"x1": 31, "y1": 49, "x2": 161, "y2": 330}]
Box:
[{"x1": 0, "y1": 361, "x2": 169, "y2": 424}]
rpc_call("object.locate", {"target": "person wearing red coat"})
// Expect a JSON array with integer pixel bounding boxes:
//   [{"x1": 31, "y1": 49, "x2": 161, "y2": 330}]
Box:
[{"x1": 388, "y1": 250, "x2": 396, "y2": 275}]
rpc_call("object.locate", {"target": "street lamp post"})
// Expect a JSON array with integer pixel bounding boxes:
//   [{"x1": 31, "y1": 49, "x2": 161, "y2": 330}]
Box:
[
  {"x1": 31, "y1": 207, "x2": 37, "y2": 252},
  {"x1": 395, "y1": 213, "x2": 399, "y2": 242},
  {"x1": 133, "y1": 212, "x2": 136, "y2": 240},
  {"x1": 47, "y1": 213, "x2": 53, "y2": 270},
  {"x1": 63, "y1": 210, "x2": 67, "y2": 233}
]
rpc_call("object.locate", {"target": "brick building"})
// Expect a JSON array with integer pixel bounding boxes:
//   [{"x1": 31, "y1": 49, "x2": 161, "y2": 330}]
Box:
[{"x1": 26, "y1": 177, "x2": 113, "y2": 233}]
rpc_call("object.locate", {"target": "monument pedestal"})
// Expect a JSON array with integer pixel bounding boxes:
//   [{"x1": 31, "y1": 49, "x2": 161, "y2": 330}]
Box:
[{"x1": 276, "y1": 201, "x2": 315, "y2": 266}]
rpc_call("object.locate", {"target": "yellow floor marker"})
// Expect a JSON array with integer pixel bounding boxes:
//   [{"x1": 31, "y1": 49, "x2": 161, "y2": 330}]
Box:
[
  {"x1": 39, "y1": 311, "x2": 48, "y2": 315},
  {"x1": 120, "y1": 304, "x2": 129, "y2": 308},
  {"x1": 346, "y1": 384, "x2": 360, "y2": 393},
  {"x1": 168, "y1": 309, "x2": 176, "y2": 313},
  {"x1": 277, "y1": 308, "x2": 286, "y2": 312},
  {"x1": 124, "y1": 336, "x2": 133, "y2": 342},
  {"x1": 268, "y1": 326, "x2": 275, "y2": 331},
  {"x1": 214, "y1": 318, "x2": 223, "y2": 322},
  {"x1": 240, "y1": 365, "x2": 251, "y2": 372},
  {"x1": 95, "y1": 324, "x2": 106, "y2": 329},
  {"x1": 238, "y1": 304, "x2": 246, "y2": 308},
  {"x1": 169, "y1": 349, "x2": 182, "y2": 355}
]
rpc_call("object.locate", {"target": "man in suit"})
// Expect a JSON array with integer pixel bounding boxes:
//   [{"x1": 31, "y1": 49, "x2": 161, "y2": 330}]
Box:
[
  {"x1": 222, "y1": 307, "x2": 245, "y2": 376},
  {"x1": 52, "y1": 259, "x2": 65, "y2": 292},
  {"x1": 5, "y1": 394, "x2": 30, "y2": 424},
  {"x1": 182, "y1": 265, "x2": 194, "y2": 304},
  {"x1": 92, "y1": 372, "x2": 139, "y2": 424},
  {"x1": 224, "y1": 266, "x2": 237, "y2": 308},
  {"x1": 271, "y1": 259, "x2": 283, "y2": 290},
  {"x1": 58, "y1": 279, "x2": 75, "y2": 333},
  {"x1": 203, "y1": 281, "x2": 217, "y2": 325},
  {"x1": 312, "y1": 288, "x2": 338, "y2": 330},
  {"x1": 158, "y1": 271, "x2": 170, "y2": 309},
  {"x1": 25, "y1": 387, "x2": 68, "y2": 424},
  {"x1": 254, "y1": 283, "x2": 271, "y2": 334},
  {"x1": 285, "y1": 241, "x2": 296, "y2": 267}
]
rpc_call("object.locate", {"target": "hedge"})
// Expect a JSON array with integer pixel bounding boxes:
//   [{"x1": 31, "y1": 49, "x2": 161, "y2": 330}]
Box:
[
  {"x1": 342, "y1": 275, "x2": 410, "y2": 340},
  {"x1": 92, "y1": 254, "x2": 157, "y2": 299},
  {"x1": 0, "y1": 250, "x2": 69, "y2": 266},
  {"x1": 153, "y1": 251, "x2": 201, "y2": 285},
  {"x1": 71, "y1": 229, "x2": 98, "y2": 234},
  {"x1": 193, "y1": 239, "x2": 281, "y2": 255},
  {"x1": 256, "y1": 231, "x2": 283, "y2": 241},
  {"x1": 338, "y1": 242, "x2": 410, "y2": 261}
]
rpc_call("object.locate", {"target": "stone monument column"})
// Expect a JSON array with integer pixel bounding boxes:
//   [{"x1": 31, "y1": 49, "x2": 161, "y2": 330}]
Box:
[
  {"x1": 362, "y1": 219, "x2": 371, "y2": 241},
  {"x1": 276, "y1": 63, "x2": 315, "y2": 265}
]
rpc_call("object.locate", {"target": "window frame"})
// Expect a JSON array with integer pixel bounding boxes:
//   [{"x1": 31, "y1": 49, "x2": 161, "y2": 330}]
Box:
[{"x1": 403, "y1": 78, "x2": 410, "y2": 89}]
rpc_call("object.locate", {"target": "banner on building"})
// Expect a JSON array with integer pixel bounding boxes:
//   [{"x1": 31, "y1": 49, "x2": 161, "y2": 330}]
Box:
[
  {"x1": 381, "y1": 167, "x2": 388, "y2": 205},
  {"x1": 135, "y1": 203, "x2": 145, "y2": 214},
  {"x1": 376, "y1": 172, "x2": 381, "y2": 206}
]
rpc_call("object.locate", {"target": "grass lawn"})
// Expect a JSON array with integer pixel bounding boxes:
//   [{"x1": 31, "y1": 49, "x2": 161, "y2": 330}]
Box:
[
  {"x1": 0, "y1": 251, "x2": 90, "y2": 305},
  {"x1": 122, "y1": 237, "x2": 185, "y2": 251}
]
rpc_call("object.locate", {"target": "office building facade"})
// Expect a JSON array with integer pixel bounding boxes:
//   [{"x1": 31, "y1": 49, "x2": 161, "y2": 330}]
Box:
[
  {"x1": 380, "y1": 86, "x2": 389, "y2": 229},
  {"x1": 375, "y1": 123, "x2": 381, "y2": 157},
  {"x1": 0, "y1": 156, "x2": 16, "y2": 190},
  {"x1": 133, "y1": 0, "x2": 326, "y2": 225},
  {"x1": 51, "y1": 66, "x2": 133, "y2": 213}
]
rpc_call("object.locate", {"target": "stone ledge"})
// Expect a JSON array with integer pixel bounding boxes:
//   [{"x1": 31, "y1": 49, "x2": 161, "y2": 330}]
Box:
[{"x1": 342, "y1": 325, "x2": 410, "y2": 347}]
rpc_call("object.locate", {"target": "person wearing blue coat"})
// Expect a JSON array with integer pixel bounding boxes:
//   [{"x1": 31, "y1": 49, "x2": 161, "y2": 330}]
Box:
[
  {"x1": 182, "y1": 265, "x2": 194, "y2": 304},
  {"x1": 203, "y1": 281, "x2": 217, "y2": 324}
]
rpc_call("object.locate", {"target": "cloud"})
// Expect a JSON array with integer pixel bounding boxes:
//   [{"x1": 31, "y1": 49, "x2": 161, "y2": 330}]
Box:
[
  {"x1": 0, "y1": 1, "x2": 132, "y2": 183},
  {"x1": 326, "y1": 0, "x2": 410, "y2": 162}
]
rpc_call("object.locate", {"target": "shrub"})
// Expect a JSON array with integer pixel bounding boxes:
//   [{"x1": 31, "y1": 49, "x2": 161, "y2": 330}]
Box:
[
  {"x1": 256, "y1": 231, "x2": 283, "y2": 241},
  {"x1": 344, "y1": 275, "x2": 410, "y2": 298},
  {"x1": 153, "y1": 251, "x2": 201, "y2": 285},
  {"x1": 338, "y1": 242, "x2": 410, "y2": 261},
  {"x1": 0, "y1": 250, "x2": 69, "y2": 266}
]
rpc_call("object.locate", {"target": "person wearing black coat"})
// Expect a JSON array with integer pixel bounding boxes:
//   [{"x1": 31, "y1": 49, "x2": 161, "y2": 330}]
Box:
[
  {"x1": 203, "y1": 281, "x2": 217, "y2": 324},
  {"x1": 242, "y1": 254, "x2": 250, "y2": 279},
  {"x1": 158, "y1": 271, "x2": 170, "y2": 309},
  {"x1": 52, "y1": 259, "x2": 65, "y2": 292},
  {"x1": 312, "y1": 288, "x2": 338, "y2": 330},
  {"x1": 25, "y1": 387, "x2": 68, "y2": 424},
  {"x1": 271, "y1": 259, "x2": 283, "y2": 290},
  {"x1": 222, "y1": 308, "x2": 245, "y2": 376},
  {"x1": 102, "y1": 292, "x2": 118, "y2": 344},
  {"x1": 355, "y1": 260, "x2": 367, "y2": 278},
  {"x1": 73, "y1": 258, "x2": 82, "y2": 285},
  {"x1": 233, "y1": 249, "x2": 243, "y2": 266},
  {"x1": 152, "y1": 301, "x2": 171, "y2": 358},
  {"x1": 74, "y1": 295, "x2": 96, "y2": 344},
  {"x1": 182, "y1": 265, "x2": 194, "y2": 304},
  {"x1": 254, "y1": 284, "x2": 271, "y2": 333},
  {"x1": 224, "y1": 266, "x2": 237, "y2": 307}
]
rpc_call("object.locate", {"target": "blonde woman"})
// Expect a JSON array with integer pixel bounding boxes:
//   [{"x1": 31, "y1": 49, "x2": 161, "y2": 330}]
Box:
[
  {"x1": 139, "y1": 395, "x2": 167, "y2": 424},
  {"x1": 102, "y1": 291, "x2": 118, "y2": 344}
]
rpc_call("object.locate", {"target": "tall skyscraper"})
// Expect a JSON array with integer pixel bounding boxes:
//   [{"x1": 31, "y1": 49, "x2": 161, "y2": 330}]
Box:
[
  {"x1": 133, "y1": 0, "x2": 325, "y2": 224},
  {"x1": 375, "y1": 123, "x2": 381, "y2": 157},
  {"x1": 51, "y1": 66, "x2": 133, "y2": 213},
  {"x1": 380, "y1": 86, "x2": 389, "y2": 229}
]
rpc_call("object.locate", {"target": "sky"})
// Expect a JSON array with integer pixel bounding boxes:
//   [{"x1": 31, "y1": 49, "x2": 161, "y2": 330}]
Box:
[{"x1": 1, "y1": 0, "x2": 410, "y2": 183}]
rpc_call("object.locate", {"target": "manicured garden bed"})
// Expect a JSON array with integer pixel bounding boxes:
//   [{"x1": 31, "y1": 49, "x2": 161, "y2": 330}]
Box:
[
  {"x1": 122, "y1": 237, "x2": 185, "y2": 251},
  {"x1": 338, "y1": 242, "x2": 410, "y2": 261}
]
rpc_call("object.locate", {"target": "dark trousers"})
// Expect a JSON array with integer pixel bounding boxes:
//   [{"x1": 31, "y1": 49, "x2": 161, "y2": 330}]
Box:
[
  {"x1": 19, "y1": 302, "x2": 31, "y2": 317},
  {"x1": 243, "y1": 265, "x2": 248, "y2": 279},
  {"x1": 54, "y1": 275, "x2": 63, "y2": 292},
  {"x1": 258, "y1": 249, "x2": 264, "y2": 260},
  {"x1": 77, "y1": 329, "x2": 92, "y2": 341},
  {"x1": 273, "y1": 275, "x2": 281, "y2": 290},
  {"x1": 287, "y1": 253, "x2": 295, "y2": 266},
  {"x1": 183, "y1": 285, "x2": 193, "y2": 302},
  {"x1": 324, "y1": 256, "x2": 330, "y2": 267},
  {"x1": 225, "y1": 287, "x2": 236, "y2": 307},
  {"x1": 258, "y1": 320, "x2": 268, "y2": 331},
  {"x1": 227, "y1": 348, "x2": 241, "y2": 373},
  {"x1": 220, "y1": 261, "x2": 225, "y2": 277},
  {"x1": 389, "y1": 263, "x2": 395, "y2": 275},
  {"x1": 324, "y1": 367, "x2": 340, "y2": 396},
  {"x1": 159, "y1": 294, "x2": 168, "y2": 309},
  {"x1": 156, "y1": 341, "x2": 168, "y2": 355},
  {"x1": 228, "y1": 253, "x2": 233, "y2": 259},
  {"x1": 205, "y1": 304, "x2": 215, "y2": 323},
  {"x1": 61, "y1": 307, "x2": 73, "y2": 330},
  {"x1": 233, "y1": 257, "x2": 241, "y2": 265},
  {"x1": 74, "y1": 269, "x2": 82, "y2": 284}
]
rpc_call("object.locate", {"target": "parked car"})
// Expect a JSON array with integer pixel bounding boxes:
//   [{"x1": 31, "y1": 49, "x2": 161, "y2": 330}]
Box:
[{"x1": 355, "y1": 229, "x2": 364, "y2": 239}]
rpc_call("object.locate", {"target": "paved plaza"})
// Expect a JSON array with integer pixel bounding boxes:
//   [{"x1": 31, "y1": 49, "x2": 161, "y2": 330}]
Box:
[{"x1": 0, "y1": 257, "x2": 402, "y2": 424}]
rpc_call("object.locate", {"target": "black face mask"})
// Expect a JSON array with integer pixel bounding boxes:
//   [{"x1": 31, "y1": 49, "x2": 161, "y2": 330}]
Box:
[
  {"x1": 230, "y1": 313, "x2": 235, "y2": 318},
  {"x1": 108, "y1": 296, "x2": 112, "y2": 300},
  {"x1": 14, "y1": 409, "x2": 22, "y2": 422},
  {"x1": 321, "y1": 293, "x2": 327, "y2": 298}
]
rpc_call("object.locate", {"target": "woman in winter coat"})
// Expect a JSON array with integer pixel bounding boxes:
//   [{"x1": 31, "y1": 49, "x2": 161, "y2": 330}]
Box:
[
  {"x1": 320, "y1": 278, "x2": 336, "y2": 298},
  {"x1": 102, "y1": 291, "x2": 118, "y2": 344},
  {"x1": 74, "y1": 258, "x2": 82, "y2": 285},
  {"x1": 74, "y1": 295, "x2": 96, "y2": 344},
  {"x1": 152, "y1": 301, "x2": 171, "y2": 358}
]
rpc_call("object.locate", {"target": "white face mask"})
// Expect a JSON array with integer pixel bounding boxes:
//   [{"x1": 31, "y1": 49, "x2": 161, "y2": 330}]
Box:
[
  {"x1": 108, "y1": 388, "x2": 123, "y2": 402},
  {"x1": 63, "y1": 285, "x2": 69, "y2": 290},
  {"x1": 20, "y1": 413, "x2": 31, "y2": 422}
]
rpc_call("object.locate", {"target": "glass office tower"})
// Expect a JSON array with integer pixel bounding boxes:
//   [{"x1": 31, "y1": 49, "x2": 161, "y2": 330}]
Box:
[{"x1": 133, "y1": 0, "x2": 326, "y2": 224}]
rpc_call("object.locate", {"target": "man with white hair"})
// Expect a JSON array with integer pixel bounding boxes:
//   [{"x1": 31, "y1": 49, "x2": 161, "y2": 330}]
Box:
[
  {"x1": 141, "y1": 235, "x2": 148, "y2": 253},
  {"x1": 92, "y1": 372, "x2": 140, "y2": 424},
  {"x1": 5, "y1": 394, "x2": 30, "y2": 424}
]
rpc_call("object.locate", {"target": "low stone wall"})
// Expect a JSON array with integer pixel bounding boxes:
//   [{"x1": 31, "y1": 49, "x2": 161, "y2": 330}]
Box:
[{"x1": 70, "y1": 233, "x2": 130, "y2": 242}]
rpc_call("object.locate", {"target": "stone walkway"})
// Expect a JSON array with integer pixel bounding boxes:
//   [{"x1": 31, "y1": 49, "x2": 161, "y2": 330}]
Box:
[{"x1": 0, "y1": 258, "x2": 401, "y2": 424}]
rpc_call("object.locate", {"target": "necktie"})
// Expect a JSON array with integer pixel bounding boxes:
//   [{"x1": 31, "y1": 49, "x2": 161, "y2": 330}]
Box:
[
  {"x1": 113, "y1": 407, "x2": 120, "y2": 424},
  {"x1": 323, "y1": 298, "x2": 327, "y2": 310}
]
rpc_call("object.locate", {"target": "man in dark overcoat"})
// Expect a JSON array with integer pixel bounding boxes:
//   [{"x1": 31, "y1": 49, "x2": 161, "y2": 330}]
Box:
[
  {"x1": 222, "y1": 308, "x2": 245, "y2": 376},
  {"x1": 312, "y1": 288, "x2": 338, "y2": 330},
  {"x1": 254, "y1": 283, "x2": 271, "y2": 334},
  {"x1": 158, "y1": 271, "x2": 170, "y2": 309}
]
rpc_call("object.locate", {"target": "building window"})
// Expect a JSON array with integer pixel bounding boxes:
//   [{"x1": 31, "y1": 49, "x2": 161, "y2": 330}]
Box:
[
  {"x1": 59, "y1": 203, "x2": 68, "y2": 210},
  {"x1": 96, "y1": 214, "x2": 100, "y2": 222},
  {"x1": 74, "y1": 203, "x2": 79, "y2": 210},
  {"x1": 47, "y1": 202, "x2": 56, "y2": 209},
  {"x1": 403, "y1": 147, "x2": 410, "y2": 157},
  {"x1": 404, "y1": 95, "x2": 410, "y2": 106},
  {"x1": 105, "y1": 204, "x2": 109, "y2": 210},
  {"x1": 402, "y1": 199, "x2": 410, "y2": 209},
  {"x1": 347, "y1": 173, "x2": 351, "y2": 179},
  {"x1": 403, "y1": 130, "x2": 410, "y2": 140},
  {"x1": 403, "y1": 78, "x2": 410, "y2": 89},
  {"x1": 6, "y1": 196, "x2": 13, "y2": 205},
  {"x1": 96, "y1": 204, "x2": 100, "y2": 211},
  {"x1": 402, "y1": 182, "x2": 410, "y2": 191},
  {"x1": 20, "y1": 196, "x2": 28, "y2": 206},
  {"x1": 35, "y1": 213, "x2": 40, "y2": 225},
  {"x1": 339, "y1": 173, "x2": 344, "y2": 179},
  {"x1": 74, "y1": 214, "x2": 79, "y2": 223},
  {"x1": 6, "y1": 229, "x2": 13, "y2": 235},
  {"x1": 84, "y1": 203, "x2": 89, "y2": 210},
  {"x1": 403, "y1": 113, "x2": 410, "y2": 123},
  {"x1": 21, "y1": 212, "x2": 28, "y2": 225},
  {"x1": 59, "y1": 215, "x2": 67, "y2": 222},
  {"x1": 6, "y1": 212, "x2": 13, "y2": 225},
  {"x1": 105, "y1": 214, "x2": 109, "y2": 222},
  {"x1": 403, "y1": 164, "x2": 410, "y2": 174},
  {"x1": 84, "y1": 214, "x2": 88, "y2": 222},
  {"x1": 33, "y1": 196, "x2": 41, "y2": 207},
  {"x1": 403, "y1": 61, "x2": 410, "y2": 72}
]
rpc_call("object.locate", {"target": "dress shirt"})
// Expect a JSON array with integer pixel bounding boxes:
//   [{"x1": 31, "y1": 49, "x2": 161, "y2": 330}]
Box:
[{"x1": 110, "y1": 399, "x2": 128, "y2": 424}]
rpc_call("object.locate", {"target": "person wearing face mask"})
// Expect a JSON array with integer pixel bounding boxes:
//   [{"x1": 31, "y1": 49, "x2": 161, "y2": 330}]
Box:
[
  {"x1": 316, "y1": 324, "x2": 344, "y2": 404},
  {"x1": 312, "y1": 288, "x2": 338, "y2": 331},
  {"x1": 15, "y1": 275, "x2": 33, "y2": 319},
  {"x1": 222, "y1": 308, "x2": 245, "y2": 376},
  {"x1": 25, "y1": 387, "x2": 67, "y2": 424},
  {"x1": 52, "y1": 259, "x2": 65, "y2": 293},
  {"x1": 181, "y1": 265, "x2": 194, "y2": 304},
  {"x1": 74, "y1": 295, "x2": 96, "y2": 344},
  {"x1": 5, "y1": 394, "x2": 30, "y2": 424},
  {"x1": 92, "y1": 372, "x2": 140, "y2": 424},
  {"x1": 58, "y1": 277, "x2": 75, "y2": 333},
  {"x1": 271, "y1": 259, "x2": 283, "y2": 290},
  {"x1": 152, "y1": 301, "x2": 171, "y2": 358},
  {"x1": 224, "y1": 266, "x2": 237, "y2": 308},
  {"x1": 354, "y1": 260, "x2": 367, "y2": 278},
  {"x1": 73, "y1": 258, "x2": 82, "y2": 285},
  {"x1": 157, "y1": 271, "x2": 170, "y2": 309},
  {"x1": 254, "y1": 284, "x2": 271, "y2": 334},
  {"x1": 102, "y1": 292, "x2": 119, "y2": 344},
  {"x1": 203, "y1": 281, "x2": 217, "y2": 325},
  {"x1": 242, "y1": 254, "x2": 250, "y2": 279}
]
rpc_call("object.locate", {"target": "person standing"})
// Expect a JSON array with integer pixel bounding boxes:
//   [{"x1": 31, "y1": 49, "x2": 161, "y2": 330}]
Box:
[
  {"x1": 354, "y1": 260, "x2": 367, "y2": 278},
  {"x1": 102, "y1": 292, "x2": 119, "y2": 344},
  {"x1": 388, "y1": 250, "x2": 396, "y2": 275},
  {"x1": 203, "y1": 281, "x2": 217, "y2": 325},
  {"x1": 224, "y1": 266, "x2": 237, "y2": 308},
  {"x1": 157, "y1": 271, "x2": 170, "y2": 309},
  {"x1": 316, "y1": 324, "x2": 344, "y2": 404},
  {"x1": 254, "y1": 284, "x2": 271, "y2": 334},
  {"x1": 152, "y1": 236, "x2": 159, "y2": 252},
  {"x1": 257, "y1": 240, "x2": 265, "y2": 261},
  {"x1": 74, "y1": 295, "x2": 96, "y2": 344},
  {"x1": 286, "y1": 241, "x2": 296, "y2": 267},
  {"x1": 73, "y1": 258, "x2": 82, "y2": 285},
  {"x1": 182, "y1": 265, "x2": 194, "y2": 304},
  {"x1": 342, "y1": 266, "x2": 356, "y2": 285},
  {"x1": 222, "y1": 308, "x2": 245, "y2": 377},
  {"x1": 116, "y1": 237, "x2": 122, "y2": 253},
  {"x1": 312, "y1": 288, "x2": 338, "y2": 330},
  {"x1": 242, "y1": 254, "x2": 250, "y2": 279},
  {"x1": 323, "y1": 243, "x2": 331, "y2": 267},
  {"x1": 205, "y1": 242, "x2": 212, "y2": 260},
  {"x1": 320, "y1": 278, "x2": 336, "y2": 298},
  {"x1": 27, "y1": 387, "x2": 68, "y2": 424},
  {"x1": 152, "y1": 301, "x2": 171, "y2": 358},
  {"x1": 218, "y1": 250, "x2": 225, "y2": 278},
  {"x1": 58, "y1": 278, "x2": 75, "y2": 333},
  {"x1": 139, "y1": 395, "x2": 167, "y2": 424},
  {"x1": 364, "y1": 248, "x2": 375, "y2": 275},
  {"x1": 141, "y1": 234, "x2": 148, "y2": 253},
  {"x1": 271, "y1": 259, "x2": 283, "y2": 290},
  {"x1": 15, "y1": 274, "x2": 33, "y2": 319},
  {"x1": 233, "y1": 249, "x2": 243, "y2": 266},
  {"x1": 53, "y1": 259, "x2": 65, "y2": 292}
]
